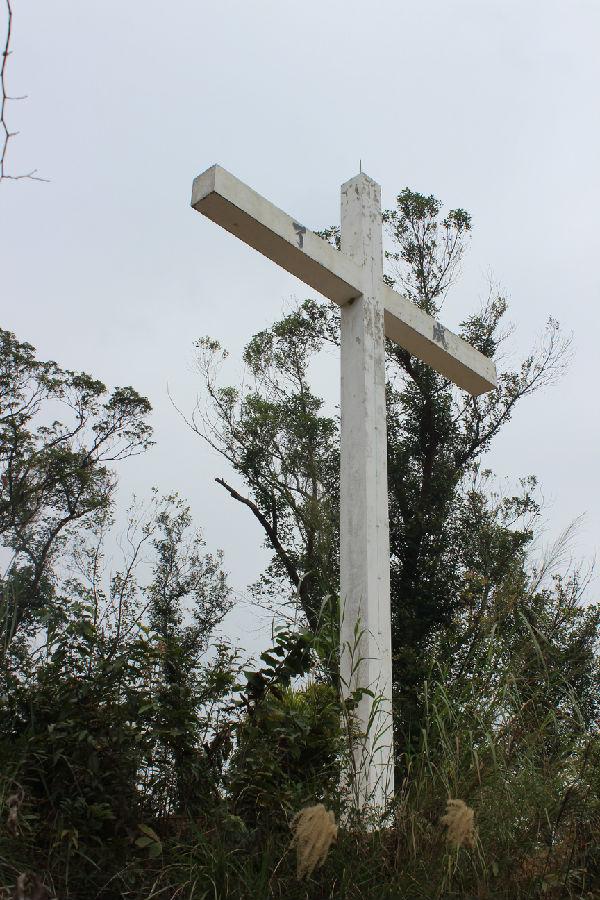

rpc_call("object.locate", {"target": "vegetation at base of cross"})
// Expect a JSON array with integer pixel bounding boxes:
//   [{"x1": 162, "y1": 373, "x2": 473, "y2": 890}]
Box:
[{"x1": 1, "y1": 184, "x2": 599, "y2": 898}]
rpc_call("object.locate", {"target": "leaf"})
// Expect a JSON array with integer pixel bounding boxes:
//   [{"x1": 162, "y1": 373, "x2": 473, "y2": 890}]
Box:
[
  {"x1": 135, "y1": 836, "x2": 153, "y2": 848},
  {"x1": 147, "y1": 841, "x2": 163, "y2": 858},
  {"x1": 138, "y1": 823, "x2": 161, "y2": 843},
  {"x1": 260, "y1": 652, "x2": 279, "y2": 668}
]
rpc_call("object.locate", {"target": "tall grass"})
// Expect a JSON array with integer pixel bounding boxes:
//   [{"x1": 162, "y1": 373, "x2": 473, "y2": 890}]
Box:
[
  {"x1": 1, "y1": 561, "x2": 598, "y2": 898},
  {"x1": 2, "y1": 651, "x2": 598, "y2": 899}
]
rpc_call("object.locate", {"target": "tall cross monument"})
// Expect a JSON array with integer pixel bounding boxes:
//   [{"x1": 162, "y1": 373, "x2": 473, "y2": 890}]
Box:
[{"x1": 191, "y1": 166, "x2": 496, "y2": 816}]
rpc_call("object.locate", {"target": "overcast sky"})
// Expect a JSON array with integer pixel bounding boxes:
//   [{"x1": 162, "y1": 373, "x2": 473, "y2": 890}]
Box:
[{"x1": 2, "y1": 0, "x2": 599, "y2": 648}]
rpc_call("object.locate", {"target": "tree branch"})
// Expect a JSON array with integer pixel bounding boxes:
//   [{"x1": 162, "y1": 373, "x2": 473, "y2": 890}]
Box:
[
  {"x1": 215, "y1": 477, "x2": 301, "y2": 591},
  {"x1": 1, "y1": 0, "x2": 46, "y2": 182}
]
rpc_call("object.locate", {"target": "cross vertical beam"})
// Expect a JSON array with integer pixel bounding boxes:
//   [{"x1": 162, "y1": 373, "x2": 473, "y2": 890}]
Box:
[{"x1": 339, "y1": 174, "x2": 394, "y2": 814}]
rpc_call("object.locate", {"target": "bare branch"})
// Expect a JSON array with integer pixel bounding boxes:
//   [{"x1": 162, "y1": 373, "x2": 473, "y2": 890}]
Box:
[
  {"x1": 215, "y1": 476, "x2": 301, "y2": 592},
  {"x1": 1, "y1": 1, "x2": 46, "y2": 183}
]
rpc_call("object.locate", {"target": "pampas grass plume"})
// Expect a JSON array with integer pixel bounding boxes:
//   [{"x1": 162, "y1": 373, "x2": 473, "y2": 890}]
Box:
[
  {"x1": 290, "y1": 804, "x2": 338, "y2": 879},
  {"x1": 440, "y1": 798, "x2": 476, "y2": 849}
]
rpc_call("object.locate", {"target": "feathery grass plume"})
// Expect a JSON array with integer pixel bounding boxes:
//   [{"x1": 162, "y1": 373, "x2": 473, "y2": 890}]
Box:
[
  {"x1": 13, "y1": 874, "x2": 51, "y2": 900},
  {"x1": 6, "y1": 787, "x2": 24, "y2": 836},
  {"x1": 440, "y1": 799, "x2": 476, "y2": 849},
  {"x1": 290, "y1": 804, "x2": 338, "y2": 879}
]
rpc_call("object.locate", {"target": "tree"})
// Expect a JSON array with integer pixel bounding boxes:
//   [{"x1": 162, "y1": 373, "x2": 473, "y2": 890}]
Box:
[
  {"x1": 193, "y1": 321, "x2": 339, "y2": 633},
  {"x1": 0, "y1": 491, "x2": 236, "y2": 887},
  {"x1": 145, "y1": 495, "x2": 233, "y2": 815},
  {"x1": 190, "y1": 186, "x2": 577, "y2": 745},
  {"x1": 0, "y1": 331, "x2": 237, "y2": 893},
  {"x1": 0, "y1": 328, "x2": 153, "y2": 671}
]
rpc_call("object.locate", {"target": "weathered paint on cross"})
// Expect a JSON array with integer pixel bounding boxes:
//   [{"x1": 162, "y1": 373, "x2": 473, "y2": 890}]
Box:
[
  {"x1": 191, "y1": 166, "x2": 497, "y2": 395},
  {"x1": 339, "y1": 174, "x2": 393, "y2": 811},
  {"x1": 191, "y1": 165, "x2": 497, "y2": 816}
]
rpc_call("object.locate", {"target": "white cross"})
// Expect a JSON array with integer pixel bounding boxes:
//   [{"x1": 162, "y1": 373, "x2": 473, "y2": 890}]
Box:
[{"x1": 191, "y1": 166, "x2": 496, "y2": 816}]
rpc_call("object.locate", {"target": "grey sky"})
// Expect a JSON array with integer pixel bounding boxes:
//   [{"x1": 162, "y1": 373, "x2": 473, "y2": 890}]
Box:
[{"x1": 2, "y1": 0, "x2": 599, "y2": 646}]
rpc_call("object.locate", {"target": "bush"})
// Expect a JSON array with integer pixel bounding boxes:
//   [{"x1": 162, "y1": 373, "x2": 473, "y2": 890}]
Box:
[{"x1": 228, "y1": 682, "x2": 342, "y2": 828}]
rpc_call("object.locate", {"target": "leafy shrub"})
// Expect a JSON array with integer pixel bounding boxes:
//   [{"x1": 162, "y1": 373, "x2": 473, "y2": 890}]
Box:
[{"x1": 228, "y1": 681, "x2": 342, "y2": 827}]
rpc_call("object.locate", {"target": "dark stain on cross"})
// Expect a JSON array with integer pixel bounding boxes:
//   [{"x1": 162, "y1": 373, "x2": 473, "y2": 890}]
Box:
[
  {"x1": 433, "y1": 321, "x2": 448, "y2": 349},
  {"x1": 292, "y1": 222, "x2": 307, "y2": 249}
]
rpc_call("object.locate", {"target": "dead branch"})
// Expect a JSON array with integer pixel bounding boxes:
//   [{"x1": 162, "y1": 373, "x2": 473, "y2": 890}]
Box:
[{"x1": 1, "y1": 0, "x2": 46, "y2": 182}]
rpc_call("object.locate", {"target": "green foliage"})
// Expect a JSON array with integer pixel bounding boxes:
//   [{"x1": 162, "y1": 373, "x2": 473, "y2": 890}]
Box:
[
  {"x1": 383, "y1": 187, "x2": 472, "y2": 310},
  {"x1": 224, "y1": 618, "x2": 343, "y2": 828},
  {"x1": 194, "y1": 323, "x2": 339, "y2": 630},
  {"x1": 239, "y1": 625, "x2": 314, "y2": 708},
  {"x1": 0, "y1": 327, "x2": 153, "y2": 667},
  {"x1": 228, "y1": 681, "x2": 341, "y2": 827},
  {"x1": 5, "y1": 650, "x2": 596, "y2": 898},
  {"x1": 0, "y1": 332, "x2": 236, "y2": 897}
]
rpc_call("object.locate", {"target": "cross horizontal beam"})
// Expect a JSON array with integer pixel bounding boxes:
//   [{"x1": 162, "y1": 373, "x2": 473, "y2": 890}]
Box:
[{"x1": 191, "y1": 165, "x2": 497, "y2": 396}]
